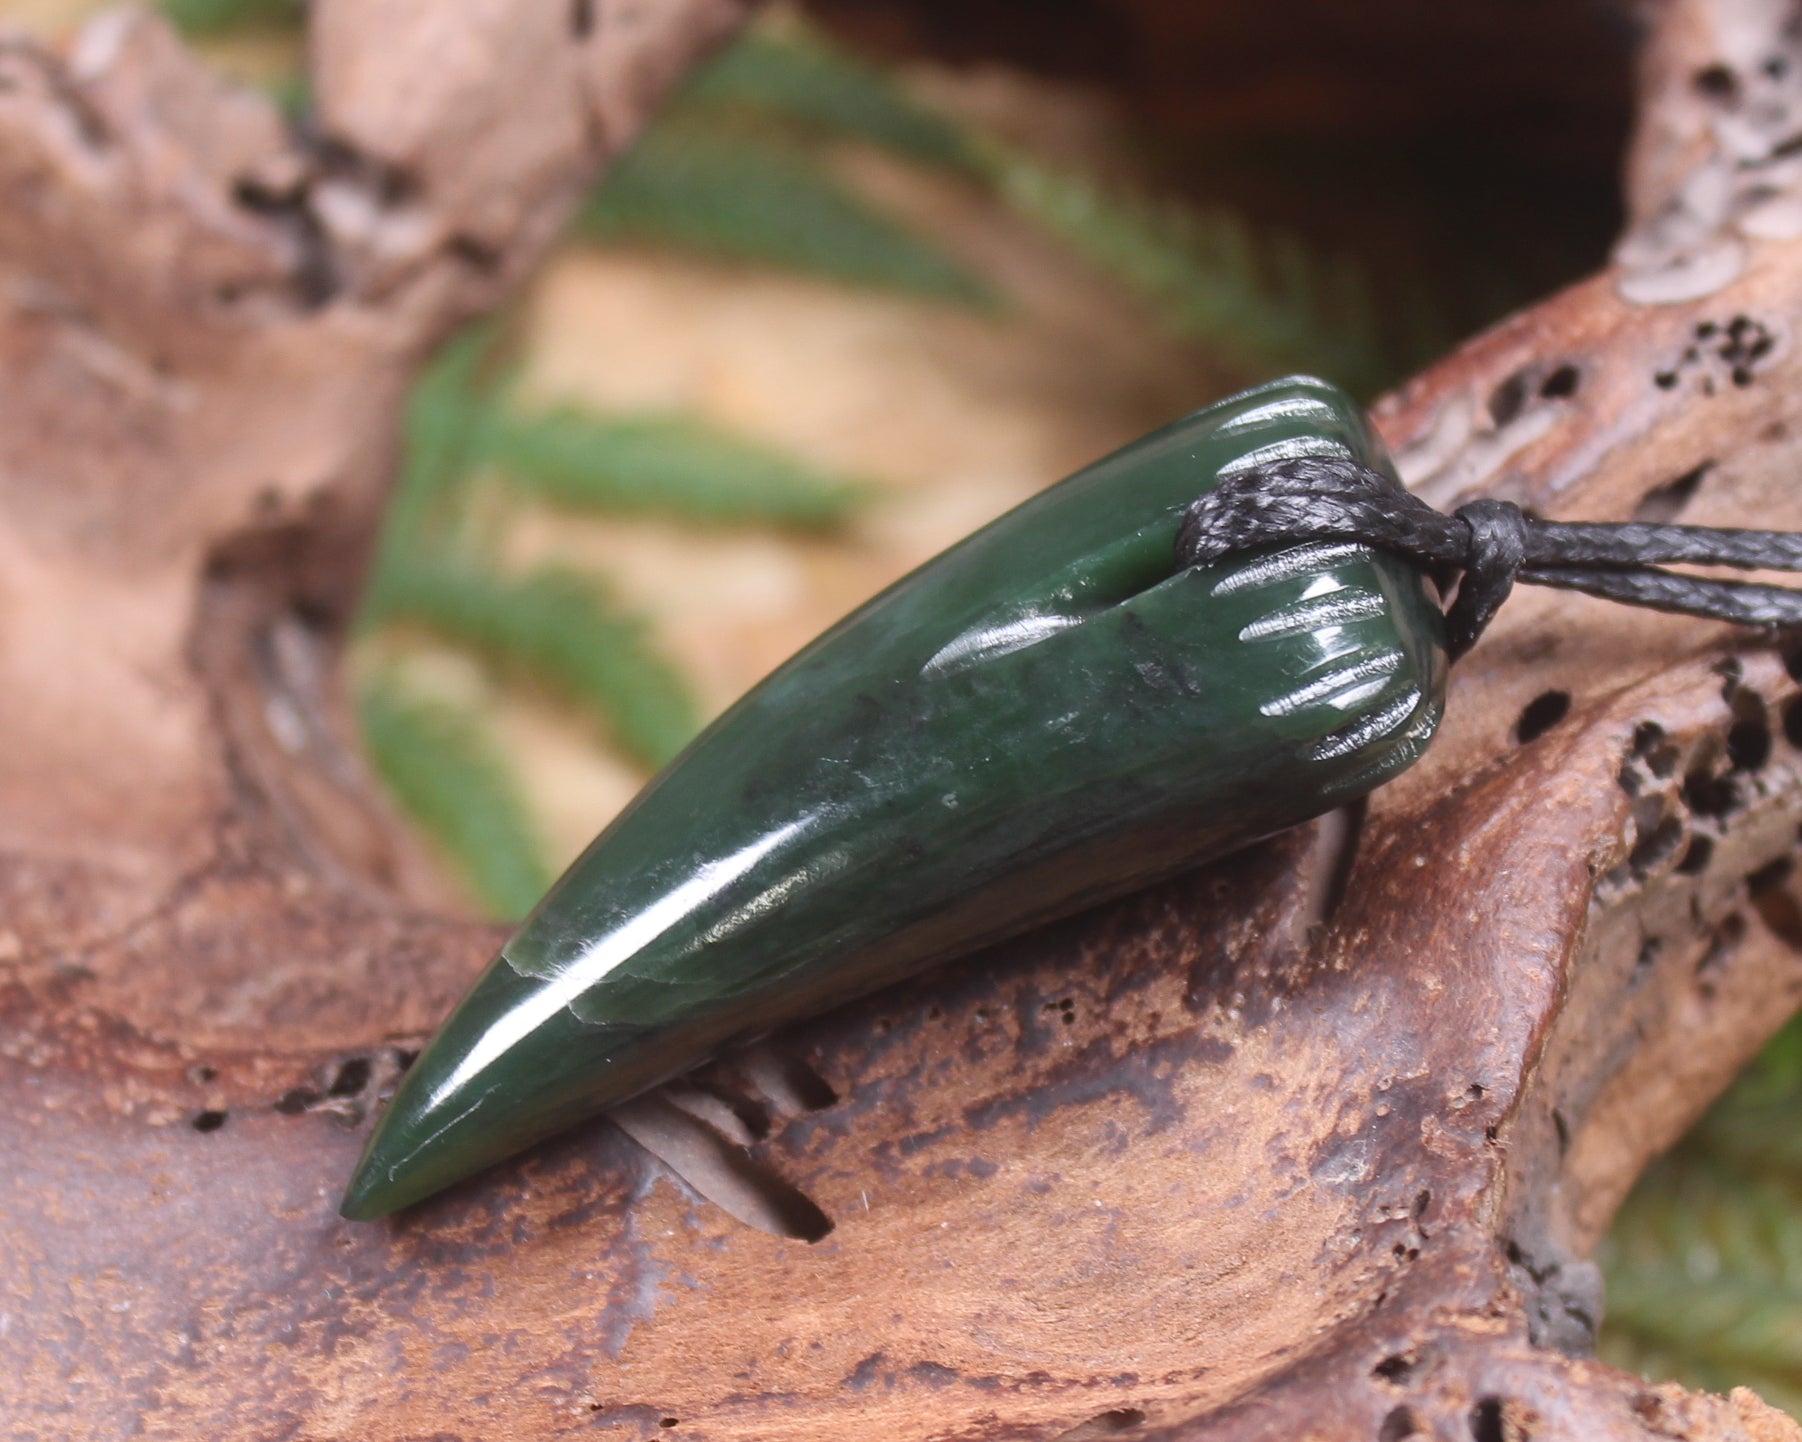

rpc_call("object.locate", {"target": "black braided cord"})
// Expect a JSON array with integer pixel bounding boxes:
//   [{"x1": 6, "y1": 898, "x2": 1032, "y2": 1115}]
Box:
[{"x1": 1175, "y1": 455, "x2": 1802, "y2": 659}]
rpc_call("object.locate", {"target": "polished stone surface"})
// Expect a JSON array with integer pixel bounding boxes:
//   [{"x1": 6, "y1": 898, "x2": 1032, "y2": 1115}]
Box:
[{"x1": 341, "y1": 376, "x2": 1446, "y2": 1220}]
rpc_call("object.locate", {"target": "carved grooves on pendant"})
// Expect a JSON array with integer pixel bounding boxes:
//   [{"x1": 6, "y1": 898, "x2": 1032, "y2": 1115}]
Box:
[
  {"x1": 1220, "y1": 539, "x2": 1428, "y2": 765},
  {"x1": 1210, "y1": 540, "x2": 1368, "y2": 595},
  {"x1": 1328, "y1": 697, "x2": 1443, "y2": 791},
  {"x1": 1259, "y1": 653, "x2": 1404, "y2": 720},
  {"x1": 1312, "y1": 688, "x2": 1427, "y2": 763},
  {"x1": 1238, "y1": 589, "x2": 1389, "y2": 642}
]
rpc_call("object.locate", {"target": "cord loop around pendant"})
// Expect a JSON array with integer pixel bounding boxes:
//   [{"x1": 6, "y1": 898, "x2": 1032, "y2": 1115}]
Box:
[
  {"x1": 1177, "y1": 454, "x2": 1802, "y2": 659},
  {"x1": 1445, "y1": 499, "x2": 1528, "y2": 657}
]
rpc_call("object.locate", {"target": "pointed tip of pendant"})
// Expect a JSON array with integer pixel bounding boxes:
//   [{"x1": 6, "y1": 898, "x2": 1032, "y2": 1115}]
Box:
[
  {"x1": 333, "y1": 953, "x2": 545, "y2": 1223},
  {"x1": 335, "y1": 952, "x2": 662, "y2": 1221},
  {"x1": 337, "y1": 1161, "x2": 398, "y2": 1222},
  {"x1": 336, "y1": 1066, "x2": 446, "y2": 1221},
  {"x1": 335, "y1": 1045, "x2": 536, "y2": 1222},
  {"x1": 337, "y1": 1142, "x2": 436, "y2": 1220}
]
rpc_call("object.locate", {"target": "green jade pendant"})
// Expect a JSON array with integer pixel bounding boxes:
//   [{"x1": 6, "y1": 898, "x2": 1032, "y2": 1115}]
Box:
[{"x1": 341, "y1": 376, "x2": 1448, "y2": 1220}]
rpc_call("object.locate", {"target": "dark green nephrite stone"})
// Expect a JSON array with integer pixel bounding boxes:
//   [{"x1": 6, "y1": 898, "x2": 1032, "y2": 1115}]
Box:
[{"x1": 341, "y1": 375, "x2": 1447, "y2": 1220}]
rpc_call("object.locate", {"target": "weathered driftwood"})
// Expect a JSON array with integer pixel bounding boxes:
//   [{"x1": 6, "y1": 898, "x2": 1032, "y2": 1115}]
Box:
[{"x1": 6, "y1": 2, "x2": 1802, "y2": 1439}]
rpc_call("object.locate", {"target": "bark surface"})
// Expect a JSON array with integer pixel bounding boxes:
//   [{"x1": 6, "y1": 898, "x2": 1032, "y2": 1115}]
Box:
[{"x1": 5, "y1": 2, "x2": 1802, "y2": 1440}]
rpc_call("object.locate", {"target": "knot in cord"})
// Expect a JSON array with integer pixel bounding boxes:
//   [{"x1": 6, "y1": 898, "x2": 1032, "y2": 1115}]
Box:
[
  {"x1": 1446, "y1": 498, "x2": 1529, "y2": 653},
  {"x1": 1175, "y1": 454, "x2": 1802, "y2": 659}
]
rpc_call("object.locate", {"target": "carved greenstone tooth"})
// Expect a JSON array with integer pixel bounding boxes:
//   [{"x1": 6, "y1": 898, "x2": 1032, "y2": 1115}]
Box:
[{"x1": 340, "y1": 375, "x2": 1448, "y2": 1221}]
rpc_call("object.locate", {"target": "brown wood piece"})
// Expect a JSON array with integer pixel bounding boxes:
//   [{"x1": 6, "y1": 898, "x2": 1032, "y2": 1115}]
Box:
[{"x1": 5, "y1": 2, "x2": 1802, "y2": 1439}]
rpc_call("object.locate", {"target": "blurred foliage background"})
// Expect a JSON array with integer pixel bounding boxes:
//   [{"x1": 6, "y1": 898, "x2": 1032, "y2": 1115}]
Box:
[
  {"x1": 1599, "y1": 1023, "x2": 1802, "y2": 1416},
  {"x1": 10, "y1": 0, "x2": 1797, "y2": 1418}
]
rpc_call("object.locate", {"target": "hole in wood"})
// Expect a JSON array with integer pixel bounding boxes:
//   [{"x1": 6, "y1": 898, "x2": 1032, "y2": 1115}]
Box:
[
  {"x1": 1682, "y1": 763, "x2": 1739, "y2": 818},
  {"x1": 1488, "y1": 369, "x2": 1532, "y2": 426},
  {"x1": 1628, "y1": 815, "x2": 1685, "y2": 876},
  {"x1": 1379, "y1": 1406, "x2": 1423, "y2": 1442},
  {"x1": 1631, "y1": 462, "x2": 1711, "y2": 524},
  {"x1": 191, "y1": 1109, "x2": 227, "y2": 1133},
  {"x1": 1632, "y1": 721, "x2": 1679, "y2": 778},
  {"x1": 329, "y1": 1057, "x2": 372, "y2": 1097},
  {"x1": 1750, "y1": 856, "x2": 1796, "y2": 894},
  {"x1": 1539, "y1": 364, "x2": 1580, "y2": 400},
  {"x1": 1468, "y1": 1396, "x2": 1506, "y2": 1442},
  {"x1": 1054, "y1": 1408, "x2": 1147, "y2": 1440},
  {"x1": 662, "y1": 1081, "x2": 771, "y2": 1145},
  {"x1": 744, "y1": 1051, "x2": 840, "y2": 1113},
  {"x1": 1784, "y1": 696, "x2": 1802, "y2": 750},
  {"x1": 609, "y1": 1094, "x2": 834, "y2": 1242},
  {"x1": 274, "y1": 1087, "x2": 320, "y2": 1116},
  {"x1": 1727, "y1": 692, "x2": 1772, "y2": 771},
  {"x1": 1693, "y1": 62, "x2": 1740, "y2": 102},
  {"x1": 1715, "y1": 655, "x2": 1743, "y2": 698},
  {"x1": 1677, "y1": 834, "x2": 1714, "y2": 875},
  {"x1": 1749, "y1": 859, "x2": 1802, "y2": 951},
  {"x1": 1515, "y1": 691, "x2": 1570, "y2": 744}
]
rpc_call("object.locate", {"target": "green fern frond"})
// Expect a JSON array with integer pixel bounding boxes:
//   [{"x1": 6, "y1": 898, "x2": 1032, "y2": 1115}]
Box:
[
  {"x1": 488, "y1": 409, "x2": 869, "y2": 532},
  {"x1": 364, "y1": 329, "x2": 505, "y2": 607},
  {"x1": 384, "y1": 330, "x2": 498, "y2": 524},
  {"x1": 578, "y1": 121, "x2": 994, "y2": 307},
  {"x1": 263, "y1": 71, "x2": 313, "y2": 120},
  {"x1": 374, "y1": 559, "x2": 699, "y2": 771},
  {"x1": 681, "y1": 22, "x2": 978, "y2": 173},
  {"x1": 357, "y1": 673, "x2": 551, "y2": 920},
  {"x1": 679, "y1": 17, "x2": 1420, "y2": 391},
  {"x1": 160, "y1": 0, "x2": 302, "y2": 36},
  {"x1": 981, "y1": 146, "x2": 1396, "y2": 397}
]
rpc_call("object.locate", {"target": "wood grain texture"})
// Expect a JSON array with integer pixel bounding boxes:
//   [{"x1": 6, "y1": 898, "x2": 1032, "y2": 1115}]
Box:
[{"x1": 6, "y1": 1, "x2": 1802, "y2": 1439}]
